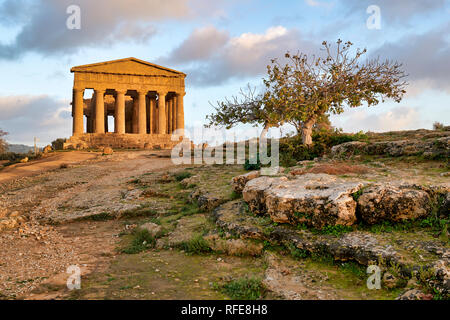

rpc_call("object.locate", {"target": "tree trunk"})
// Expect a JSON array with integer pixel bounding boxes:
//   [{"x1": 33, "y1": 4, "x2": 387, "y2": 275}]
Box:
[
  {"x1": 301, "y1": 117, "x2": 316, "y2": 146},
  {"x1": 260, "y1": 123, "x2": 270, "y2": 141}
]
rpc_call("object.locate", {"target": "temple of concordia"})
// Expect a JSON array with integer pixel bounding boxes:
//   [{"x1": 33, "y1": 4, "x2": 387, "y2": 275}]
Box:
[{"x1": 64, "y1": 57, "x2": 186, "y2": 150}]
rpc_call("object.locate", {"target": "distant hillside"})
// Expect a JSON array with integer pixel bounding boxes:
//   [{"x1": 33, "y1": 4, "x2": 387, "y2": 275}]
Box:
[{"x1": 6, "y1": 144, "x2": 36, "y2": 154}]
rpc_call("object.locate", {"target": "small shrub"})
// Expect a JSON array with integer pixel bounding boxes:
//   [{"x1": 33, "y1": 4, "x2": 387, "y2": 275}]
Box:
[
  {"x1": 51, "y1": 138, "x2": 66, "y2": 150},
  {"x1": 121, "y1": 229, "x2": 156, "y2": 254},
  {"x1": 174, "y1": 171, "x2": 192, "y2": 181},
  {"x1": 218, "y1": 277, "x2": 266, "y2": 300},
  {"x1": 178, "y1": 234, "x2": 211, "y2": 255},
  {"x1": 288, "y1": 244, "x2": 309, "y2": 259},
  {"x1": 244, "y1": 155, "x2": 261, "y2": 171},
  {"x1": 433, "y1": 122, "x2": 445, "y2": 131}
]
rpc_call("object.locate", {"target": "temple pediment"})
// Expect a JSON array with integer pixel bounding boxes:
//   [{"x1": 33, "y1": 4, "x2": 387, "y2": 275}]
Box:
[{"x1": 71, "y1": 57, "x2": 185, "y2": 77}]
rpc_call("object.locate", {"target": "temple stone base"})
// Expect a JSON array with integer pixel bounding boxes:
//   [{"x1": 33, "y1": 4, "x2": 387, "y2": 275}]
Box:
[{"x1": 63, "y1": 133, "x2": 183, "y2": 150}]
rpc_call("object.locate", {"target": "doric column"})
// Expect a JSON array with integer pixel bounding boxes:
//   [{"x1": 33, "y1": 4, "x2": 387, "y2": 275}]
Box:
[
  {"x1": 94, "y1": 89, "x2": 105, "y2": 133},
  {"x1": 132, "y1": 97, "x2": 139, "y2": 133},
  {"x1": 72, "y1": 88, "x2": 84, "y2": 135},
  {"x1": 172, "y1": 95, "x2": 177, "y2": 132},
  {"x1": 176, "y1": 92, "x2": 185, "y2": 134},
  {"x1": 150, "y1": 97, "x2": 156, "y2": 134},
  {"x1": 168, "y1": 97, "x2": 173, "y2": 134},
  {"x1": 157, "y1": 91, "x2": 167, "y2": 134},
  {"x1": 115, "y1": 90, "x2": 126, "y2": 134},
  {"x1": 138, "y1": 91, "x2": 147, "y2": 134}
]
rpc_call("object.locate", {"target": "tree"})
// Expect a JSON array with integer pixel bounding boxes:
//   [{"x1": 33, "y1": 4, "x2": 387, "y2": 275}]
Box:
[
  {"x1": 205, "y1": 85, "x2": 283, "y2": 140},
  {"x1": 0, "y1": 129, "x2": 8, "y2": 154},
  {"x1": 266, "y1": 40, "x2": 407, "y2": 145},
  {"x1": 207, "y1": 40, "x2": 407, "y2": 145}
]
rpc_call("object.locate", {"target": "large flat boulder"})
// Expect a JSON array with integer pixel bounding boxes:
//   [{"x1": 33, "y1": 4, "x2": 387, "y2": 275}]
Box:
[
  {"x1": 264, "y1": 174, "x2": 362, "y2": 228},
  {"x1": 357, "y1": 184, "x2": 432, "y2": 224},
  {"x1": 243, "y1": 174, "x2": 362, "y2": 228}
]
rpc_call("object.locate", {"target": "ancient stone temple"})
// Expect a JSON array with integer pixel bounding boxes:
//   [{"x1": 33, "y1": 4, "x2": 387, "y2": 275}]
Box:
[{"x1": 64, "y1": 57, "x2": 186, "y2": 149}]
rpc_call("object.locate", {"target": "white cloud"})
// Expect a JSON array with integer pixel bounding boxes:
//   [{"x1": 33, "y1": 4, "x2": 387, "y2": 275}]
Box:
[
  {"x1": 0, "y1": 95, "x2": 71, "y2": 145},
  {"x1": 331, "y1": 106, "x2": 424, "y2": 132},
  {"x1": 163, "y1": 25, "x2": 316, "y2": 86}
]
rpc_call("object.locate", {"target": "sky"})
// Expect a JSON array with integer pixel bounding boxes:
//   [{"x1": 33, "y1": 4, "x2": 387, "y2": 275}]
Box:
[{"x1": 0, "y1": 0, "x2": 449, "y2": 146}]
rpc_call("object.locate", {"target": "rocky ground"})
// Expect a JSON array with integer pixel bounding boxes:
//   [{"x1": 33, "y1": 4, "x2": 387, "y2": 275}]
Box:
[{"x1": 0, "y1": 139, "x2": 448, "y2": 300}]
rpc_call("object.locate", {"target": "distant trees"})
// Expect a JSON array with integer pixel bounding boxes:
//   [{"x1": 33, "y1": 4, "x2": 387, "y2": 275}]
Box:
[
  {"x1": 0, "y1": 129, "x2": 8, "y2": 154},
  {"x1": 207, "y1": 40, "x2": 408, "y2": 145}
]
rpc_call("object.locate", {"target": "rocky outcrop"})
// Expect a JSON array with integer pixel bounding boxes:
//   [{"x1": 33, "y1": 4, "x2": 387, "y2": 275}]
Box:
[
  {"x1": 189, "y1": 189, "x2": 226, "y2": 211},
  {"x1": 243, "y1": 174, "x2": 362, "y2": 228},
  {"x1": 231, "y1": 171, "x2": 260, "y2": 193},
  {"x1": 357, "y1": 184, "x2": 432, "y2": 224},
  {"x1": 243, "y1": 176, "x2": 288, "y2": 215},
  {"x1": 331, "y1": 136, "x2": 449, "y2": 158},
  {"x1": 138, "y1": 222, "x2": 163, "y2": 237},
  {"x1": 331, "y1": 141, "x2": 367, "y2": 156}
]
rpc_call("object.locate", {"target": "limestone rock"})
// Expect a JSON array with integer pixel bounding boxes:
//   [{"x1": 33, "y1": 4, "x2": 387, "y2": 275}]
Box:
[
  {"x1": 204, "y1": 234, "x2": 263, "y2": 256},
  {"x1": 242, "y1": 176, "x2": 288, "y2": 215},
  {"x1": 102, "y1": 147, "x2": 113, "y2": 155},
  {"x1": 138, "y1": 222, "x2": 162, "y2": 237},
  {"x1": 357, "y1": 184, "x2": 431, "y2": 224},
  {"x1": 231, "y1": 171, "x2": 260, "y2": 193},
  {"x1": 396, "y1": 289, "x2": 425, "y2": 300},
  {"x1": 180, "y1": 175, "x2": 199, "y2": 188},
  {"x1": 382, "y1": 272, "x2": 398, "y2": 289},
  {"x1": 196, "y1": 193, "x2": 225, "y2": 211},
  {"x1": 331, "y1": 141, "x2": 367, "y2": 156},
  {"x1": 20, "y1": 157, "x2": 29, "y2": 163},
  {"x1": 43, "y1": 145, "x2": 52, "y2": 153},
  {"x1": 244, "y1": 174, "x2": 362, "y2": 228}
]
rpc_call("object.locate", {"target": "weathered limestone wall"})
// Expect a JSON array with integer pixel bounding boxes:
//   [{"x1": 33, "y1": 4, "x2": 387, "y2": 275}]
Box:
[{"x1": 64, "y1": 133, "x2": 182, "y2": 150}]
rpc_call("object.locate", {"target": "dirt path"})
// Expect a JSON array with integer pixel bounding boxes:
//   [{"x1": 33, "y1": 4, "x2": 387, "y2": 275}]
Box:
[
  {"x1": 0, "y1": 150, "x2": 177, "y2": 299},
  {"x1": 0, "y1": 152, "x2": 98, "y2": 183}
]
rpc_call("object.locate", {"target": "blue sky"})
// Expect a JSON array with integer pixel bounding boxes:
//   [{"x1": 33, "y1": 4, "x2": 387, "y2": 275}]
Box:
[{"x1": 0, "y1": 0, "x2": 449, "y2": 146}]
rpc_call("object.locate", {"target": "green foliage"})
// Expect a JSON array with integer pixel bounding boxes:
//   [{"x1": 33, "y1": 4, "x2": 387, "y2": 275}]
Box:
[
  {"x1": 178, "y1": 235, "x2": 211, "y2": 255},
  {"x1": 351, "y1": 189, "x2": 364, "y2": 201},
  {"x1": 279, "y1": 129, "x2": 368, "y2": 163},
  {"x1": 244, "y1": 155, "x2": 261, "y2": 170},
  {"x1": 230, "y1": 190, "x2": 242, "y2": 200},
  {"x1": 316, "y1": 224, "x2": 353, "y2": 237},
  {"x1": 339, "y1": 261, "x2": 366, "y2": 279},
  {"x1": 51, "y1": 138, "x2": 66, "y2": 150},
  {"x1": 218, "y1": 277, "x2": 266, "y2": 300},
  {"x1": 121, "y1": 229, "x2": 156, "y2": 254},
  {"x1": 174, "y1": 171, "x2": 192, "y2": 181},
  {"x1": 288, "y1": 244, "x2": 309, "y2": 259}
]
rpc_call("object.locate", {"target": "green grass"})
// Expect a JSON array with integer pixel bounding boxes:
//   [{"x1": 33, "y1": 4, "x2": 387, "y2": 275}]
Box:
[
  {"x1": 121, "y1": 229, "x2": 156, "y2": 254},
  {"x1": 178, "y1": 234, "x2": 211, "y2": 255},
  {"x1": 217, "y1": 277, "x2": 266, "y2": 300}
]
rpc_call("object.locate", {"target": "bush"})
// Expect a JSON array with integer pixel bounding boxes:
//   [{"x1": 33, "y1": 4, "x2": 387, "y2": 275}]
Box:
[
  {"x1": 51, "y1": 138, "x2": 66, "y2": 150},
  {"x1": 433, "y1": 122, "x2": 445, "y2": 131},
  {"x1": 279, "y1": 129, "x2": 368, "y2": 165},
  {"x1": 244, "y1": 154, "x2": 261, "y2": 171},
  {"x1": 178, "y1": 234, "x2": 211, "y2": 255},
  {"x1": 174, "y1": 171, "x2": 192, "y2": 181},
  {"x1": 121, "y1": 229, "x2": 156, "y2": 254},
  {"x1": 218, "y1": 277, "x2": 266, "y2": 300}
]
